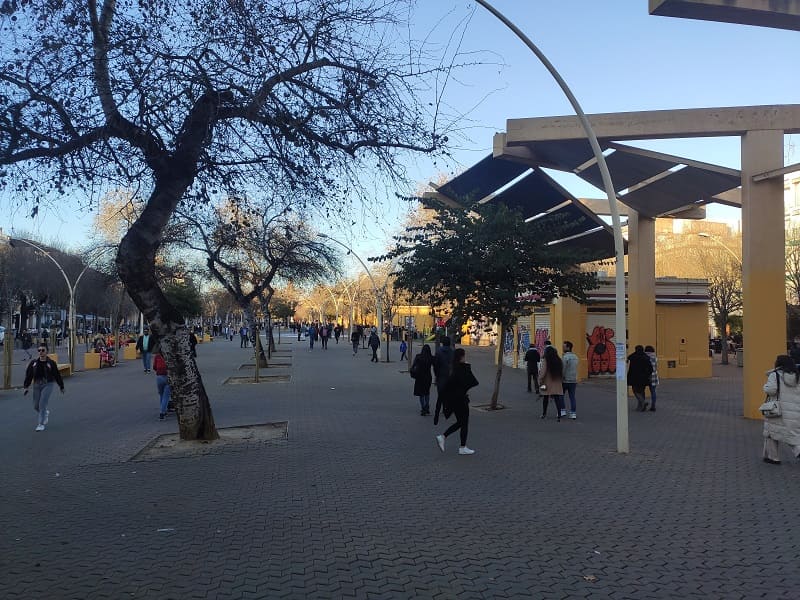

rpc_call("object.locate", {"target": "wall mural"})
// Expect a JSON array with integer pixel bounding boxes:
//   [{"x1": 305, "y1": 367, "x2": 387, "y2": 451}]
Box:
[{"x1": 586, "y1": 325, "x2": 616, "y2": 376}]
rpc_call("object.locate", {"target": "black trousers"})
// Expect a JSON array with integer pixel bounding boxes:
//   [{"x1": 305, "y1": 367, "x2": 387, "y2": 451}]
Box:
[
  {"x1": 527, "y1": 371, "x2": 538, "y2": 391},
  {"x1": 443, "y1": 404, "x2": 469, "y2": 446},
  {"x1": 371, "y1": 347, "x2": 378, "y2": 362}
]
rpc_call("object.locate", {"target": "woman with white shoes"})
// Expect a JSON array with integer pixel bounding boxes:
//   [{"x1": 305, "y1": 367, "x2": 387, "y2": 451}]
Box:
[
  {"x1": 23, "y1": 345, "x2": 65, "y2": 431},
  {"x1": 435, "y1": 348, "x2": 479, "y2": 455}
]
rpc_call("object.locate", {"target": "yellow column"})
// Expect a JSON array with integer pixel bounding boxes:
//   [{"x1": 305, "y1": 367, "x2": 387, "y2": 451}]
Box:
[
  {"x1": 553, "y1": 297, "x2": 587, "y2": 380},
  {"x1": 742, "y1": 129, "x2": 786, "y2": 419},
  {"x1": 627, "y1": 211, "x2": 657, "y2": 349}
]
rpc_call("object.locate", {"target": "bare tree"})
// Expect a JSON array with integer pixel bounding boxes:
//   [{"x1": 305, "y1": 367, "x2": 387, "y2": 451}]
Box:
[{"x1": 0, "y1": 1, "x2": 458, "y2": 439}]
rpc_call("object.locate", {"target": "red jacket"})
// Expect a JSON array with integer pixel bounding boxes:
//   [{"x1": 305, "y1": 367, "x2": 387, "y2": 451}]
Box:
[{"x1": 153, "y1": 354, "x2": 168, "y2": 376}]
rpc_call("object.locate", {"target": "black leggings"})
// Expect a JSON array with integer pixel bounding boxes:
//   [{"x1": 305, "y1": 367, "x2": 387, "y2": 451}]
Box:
[{"x1": 444, "y1": 404, "x2": 469, "y2": 446}]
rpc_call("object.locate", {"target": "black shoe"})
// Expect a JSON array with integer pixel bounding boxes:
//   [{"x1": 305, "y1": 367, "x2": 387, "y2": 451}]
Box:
[
  {"x1": 649, "y1": 407, "x2": 656, "y2": 412},
  {"x1": 763, "y1": 457, "x2": 781, "y2": 465},
  {"x1": 643, "y1": 403, "x2": 649, "y2": 411},
  {"x1": 159, "y1": 413, "x2": 166, "y2": 421},
  {"x1": 540, "y1": 414, "x2": 546, "y2": 419}
]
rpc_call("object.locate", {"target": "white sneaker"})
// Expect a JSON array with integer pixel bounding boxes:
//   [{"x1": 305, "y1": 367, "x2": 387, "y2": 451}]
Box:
[
  {"x1": 569, "y1": 412, "x2": 576, "y2": 420},
  {"x1": 43, "y1": 410, "x2": 50, "y2": 425},
  {"x1": 435, "y1": 434, "x2": 445, "y2": 453},
  {"x1": 35, "y1": 424, "x2": 45, "y2": 432},
  {"x1": 458, "y1": 446, "x2": 475, "y2": 455},
  {"x1": 559, "y1": 409, "x2": 567, "y2": 417}
]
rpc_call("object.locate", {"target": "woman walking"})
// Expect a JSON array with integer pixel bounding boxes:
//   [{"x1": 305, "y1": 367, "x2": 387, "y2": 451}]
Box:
[
  {"x1": 23, "y1": 345, "x2": 65, "y2": 431},
  {"x1": 538, "y1": 345, "x2": 565, "y2": 421},
  {"x1": 153, "y1": 349, "x2": 171, "y2": 421},
  {"x1": 762, "y1": 354, "x2": 800, "y2": 465},
  {"x1": 645, "y1": 345, "x2": 659, "y2": 412},
  {"x1": 435, "y1": 348, "x2": 479, "y2": 455},
  {"x1": 627, "y1": 345, "x2": 653, "y2": 412},
  {"x1": 411, "y1": 344, "x2": 434, "y2": 416}
]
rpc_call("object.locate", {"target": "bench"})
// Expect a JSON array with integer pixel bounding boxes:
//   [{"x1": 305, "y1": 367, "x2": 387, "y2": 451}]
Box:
[{"x1": 57, "y1": 363, "x2": 72, "y2": 377}]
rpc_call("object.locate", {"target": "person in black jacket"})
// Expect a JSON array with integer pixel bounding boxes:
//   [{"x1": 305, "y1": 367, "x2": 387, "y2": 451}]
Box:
[
  {"x1": 411, "y1": 344, "x2": 434, "y2": 416},
  {"x1": 432, "y1": 336, "x2": 454, "y2": 425},
  {"x1": 627, "y1": 345, "x2": 654, "y2": 412},
  {"x1": 523, "y1": 343, "x2": 541, "y2": 393},
  {"x1": 23, "y1": 345, "x2": 65, "y2": 431},
  {"x1": 435, "y1": 348, "x2": 479, "y2": 455}
]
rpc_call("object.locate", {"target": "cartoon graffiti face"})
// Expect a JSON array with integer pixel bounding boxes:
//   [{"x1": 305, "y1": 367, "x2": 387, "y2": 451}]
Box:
[{"x1": 586, "y1": 326, "x2": 616, "y2": 375}]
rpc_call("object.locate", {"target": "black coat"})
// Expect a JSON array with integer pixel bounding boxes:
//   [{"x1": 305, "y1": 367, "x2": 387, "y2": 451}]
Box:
[
  {"x1": 442, "y1": 362, "x2": 479, "y2": 413},
  {"x1": 411, "y1": 354, "x2": 433, "y2": 396},
  {"x1": 627, "y1": 350, "x2": 653, "y2": 388}
]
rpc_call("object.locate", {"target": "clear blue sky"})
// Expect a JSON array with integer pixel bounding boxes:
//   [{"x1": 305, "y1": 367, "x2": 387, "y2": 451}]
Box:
[{"x1": 3, "y1": 1, "x2": 798, "y2": 268}]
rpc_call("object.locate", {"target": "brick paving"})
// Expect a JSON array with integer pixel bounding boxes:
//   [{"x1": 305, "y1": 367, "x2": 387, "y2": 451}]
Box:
[{"x1": 0, "y1": 336, "x2": 798, "y2": 599}]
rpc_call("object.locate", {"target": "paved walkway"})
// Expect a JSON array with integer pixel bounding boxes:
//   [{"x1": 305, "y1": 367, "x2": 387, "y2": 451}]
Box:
[{"x1": 0, "y1": 336, "x2": 798, "y2": 599}]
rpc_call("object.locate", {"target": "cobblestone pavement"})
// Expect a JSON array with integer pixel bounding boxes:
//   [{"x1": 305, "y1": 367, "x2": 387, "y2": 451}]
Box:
[{"x1": 1, "y1": 337, "x2": 798, "y2": 599}]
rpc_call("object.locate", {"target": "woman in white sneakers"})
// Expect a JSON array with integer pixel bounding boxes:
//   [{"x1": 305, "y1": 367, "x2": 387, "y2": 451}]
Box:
[
  {"x1": 23, "y1": 346, "x2": 65, "y2": 431},
  {"x1": 435, "y1": 348, "x2": 479, "y2": 455}
]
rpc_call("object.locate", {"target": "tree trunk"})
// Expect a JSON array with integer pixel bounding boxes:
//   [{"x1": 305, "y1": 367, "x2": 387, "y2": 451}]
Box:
[
  {"x1": 118, "y1": 177, "x2": 219, "y2": 441},
  {"x1": 489, "y1": 322, "x2": 505, "y2": 410}
]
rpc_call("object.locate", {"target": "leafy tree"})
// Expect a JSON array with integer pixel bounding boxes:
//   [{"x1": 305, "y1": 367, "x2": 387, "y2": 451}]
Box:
[
  {"x1": 1, "y1": 0, "x2": 456, "y2": 439},
  {"x1": 383, "y1": 202, "x2": 597, "y2": 409},
  {"x1": 180, "y1": 198, "x2": 339, "y2": 369},
  {"x1": 163, "y1": 281, "x2": 203, "y2": 323},
  {"x1": 786, "y1": 227, "x2": 800, "y2": 306}
]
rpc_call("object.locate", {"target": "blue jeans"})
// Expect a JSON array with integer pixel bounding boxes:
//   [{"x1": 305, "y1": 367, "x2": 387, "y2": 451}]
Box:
[
  {"x1": 563, "y1": 382, "x2": 577, "y2": 412},
  {"x1": 32, "y1": 381, "x2": 55, "y2": 425},
  {"x1": 418, "y1": 394, "x2": 430, "y2": 412},
  {"x1": 648, "y1": 384, "x2": 657, "y2": 408},
  {"x1": 141, "y1": 351, "x2": 152, "y2": 371},
  {"x1": 157, "y1": 375, "x2": 171, "y2": 414}
]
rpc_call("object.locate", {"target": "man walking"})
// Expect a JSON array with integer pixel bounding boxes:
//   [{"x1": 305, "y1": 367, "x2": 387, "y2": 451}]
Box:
[
  {"x1": 136, "y1": 327, "x2": 156, "y2": 373},
  {"x1": 351, "y1": 328, "x2": 360, "y2": 355},
  {"x1": 562, "y1": 341, "x2": 579, "y2": 419},
  {"x1": 523, "y1": 342, "x2": 540, "y2": 393},
  {"x1": 368, "y1": 328, "x2": 380, "y2": 362}
]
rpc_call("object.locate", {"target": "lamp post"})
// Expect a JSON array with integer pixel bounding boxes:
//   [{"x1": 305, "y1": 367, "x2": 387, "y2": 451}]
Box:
[
  {"x1": 318, "y1": 233, "x2": 382, "y2": 335},
  {"x1": 8, "y1": 238, "x2": 104, "y2": 372},
  {"x1": 474, "y1": 0, "x2": 628, "y2": 452},
  {"x1": 698, "y1": 232, "x2": 742, "y2": 266}
]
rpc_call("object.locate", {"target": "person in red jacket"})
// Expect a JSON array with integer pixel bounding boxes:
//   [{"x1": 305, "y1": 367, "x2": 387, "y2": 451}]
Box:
[{"x1": 153, "y1": 350, "x2": 171, "y2": 421}]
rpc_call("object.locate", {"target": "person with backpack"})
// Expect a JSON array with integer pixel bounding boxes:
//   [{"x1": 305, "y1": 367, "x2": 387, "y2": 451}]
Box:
[
  {"x1": 435, "y1": 348, "x2": 479, "y2": 455},
  {"x1": 627, "y1": 345, "x2": 654, "y2": 412},
  {"x1": 410, "y1": 344, "x2": 434, "y2": 416},
  {"x1": 399, "y1": 338, "x2": 408, "y2": 361},
  {"x1": 432, "y1": 336, "x2": 454, "y2": 425}
]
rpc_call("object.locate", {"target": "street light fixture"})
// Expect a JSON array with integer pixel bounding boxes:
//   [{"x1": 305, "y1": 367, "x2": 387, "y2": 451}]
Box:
[
  {"x1": 8, "y1": 238, "x2": 111, "y2": 372},
  {"x1": 697, "y1": 232, "x2": 742, "y2": 266},
  {"x1": 318, "y1": 233, "x2": 382, "y2": 335}
]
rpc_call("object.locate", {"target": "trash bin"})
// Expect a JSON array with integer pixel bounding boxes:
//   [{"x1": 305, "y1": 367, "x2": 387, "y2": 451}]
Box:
[{"x1": 737, "y1": 347, "x2": 744, "y2": 367}]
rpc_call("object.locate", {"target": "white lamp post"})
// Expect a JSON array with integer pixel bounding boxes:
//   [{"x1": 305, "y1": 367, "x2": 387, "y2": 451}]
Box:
[
  {"x1": 475, "y1": 0, "x2": 629, "y2": 452},
  {"x1": 318, "y1": 234, "x2": 383, "y2": 335}
]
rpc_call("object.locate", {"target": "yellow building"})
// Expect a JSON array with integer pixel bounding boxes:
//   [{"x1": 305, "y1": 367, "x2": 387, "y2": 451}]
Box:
[{"x1": 494, "y1": 277, "x2": 711, "y2": 381}]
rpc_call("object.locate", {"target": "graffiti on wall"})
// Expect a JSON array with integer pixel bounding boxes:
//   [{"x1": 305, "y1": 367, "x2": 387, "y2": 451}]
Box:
[
  {"x1": 534, "y1": 328, "x2": 549, "y2": 354},
  {"x1": 586, "y1": 325, "x2": 616, "y2": 376}
]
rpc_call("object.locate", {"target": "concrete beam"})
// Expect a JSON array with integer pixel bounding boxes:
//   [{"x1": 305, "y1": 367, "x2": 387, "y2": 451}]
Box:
[
  {"x1": 650, "y1": 0, "x2": 800, "y2": 32},
  {"x1": 506, "y1": 105, "x2": 800, "y2": 143},
  {"x1": 711, "y1": 188, "x2": 742, "y2": 207}
]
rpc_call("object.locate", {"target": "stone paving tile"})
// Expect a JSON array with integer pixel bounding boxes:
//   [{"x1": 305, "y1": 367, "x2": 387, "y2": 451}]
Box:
[{"x1": 1, "y1": 339, "x2": 799, "y2": 598}]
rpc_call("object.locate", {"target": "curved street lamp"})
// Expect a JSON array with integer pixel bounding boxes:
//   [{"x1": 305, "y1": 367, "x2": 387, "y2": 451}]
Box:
[
  {"x1": 698, "y1": 232, "x2": 742, "y2": 266},
  {"x1": 318, "y1": 233, "x2": 382, "y2": 334},
  {"x1": 8, "y1": 238, "x2": 110, "y2": 372},
  {"x1": 475, "y1": 0, "x2": 629, "y2": 452}
]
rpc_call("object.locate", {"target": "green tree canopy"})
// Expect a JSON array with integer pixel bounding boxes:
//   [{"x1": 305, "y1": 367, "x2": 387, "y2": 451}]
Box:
[{"x1": 380, "y1": 200, "x2": 598, "y2": 408}]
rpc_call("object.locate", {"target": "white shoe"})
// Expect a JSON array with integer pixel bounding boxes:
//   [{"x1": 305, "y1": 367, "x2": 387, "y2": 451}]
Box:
[
  {"x1": 559, "y1": 409, "x2": 567, "y2": 417},
  {"x1": 435, "y1": 434, "x2": 445, "y2": 453},
  {"x1": 35, "y1": 424, "x2": 45, "y2": 432},
  {"x1": 43, "y1": 410, "x2": 50, "y2": 425},
  {"x1": 458, "y1": 446, "x2": 475, "y2": 455},
  {"x1": 569, "y1": 412, "x2": 576, "y2": 420}
]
